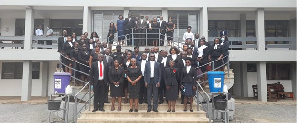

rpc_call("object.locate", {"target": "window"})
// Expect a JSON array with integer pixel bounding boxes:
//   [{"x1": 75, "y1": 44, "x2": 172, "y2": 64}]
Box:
[
  {"x1": 15, "y1": 19, "x2": 25, "y2": 36},
  {"x1": 265, "y1": 20, "x2": 289, "y2": 44},
  {"x1": 1, "y1": 62, "x2": 40, "y2": 79},
  {"x1": 50, "y1": 19, "x2": 83, "y2": 36},
  {"x1": 266, "y1": 63, "x2": 290, "y2": 80},
  {"x1": 246, "y1": 20, "x2": 255, "y2": 37},
  {"x1": 247, "y1": 63, "x2": 257, "y2": 72},
  {"x1": 208, "y1": 20, "x2": 240, "y2": 37}
]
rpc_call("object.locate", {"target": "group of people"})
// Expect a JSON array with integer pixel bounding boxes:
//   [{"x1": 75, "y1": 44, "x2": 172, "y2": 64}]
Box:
[
  {"x1": 114, "y1": 14, "x2": 175, "y2": 47},
  {"x1": 57, "y1": 27, "x2": 229, "y2": 113}
]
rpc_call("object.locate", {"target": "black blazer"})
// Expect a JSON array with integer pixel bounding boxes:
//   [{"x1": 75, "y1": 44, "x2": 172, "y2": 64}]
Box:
[
  {"x1": 108, "y1": 67, "x2": 124, "y2": 84},
  {"x1": 89, "y1": 60, "x2": 109, "y2": 86},
  {"x1": 63, "y1": 42, "x2": 73, "y2": 57},
  {"x1": 180, "y1": 66, "x2": 197, "y2": 86},
  {"x1": 160, "y1": 21, "x2": 167, "y2": 31},
  {"x1": 78, "y1": 50, "x2": 90, "y2": 64},
  {"x1": 209, "y1": 44, "x2": 224, "y2": 58},
  {"x1": 144, "y1": 61, "x2": 161, "y2": 84},
  {"x1": 221, "y1": 41, "x2": 229, "y2": 56},
  {"x1": 164, "y1": 67, "x2": 179, "y2": 86},
  {"x1": 57, "y1": 36, "x2": 65, "y2": 53},
  {"x1": 166, "y1": 54, "x2": 180, "y2": 68}
]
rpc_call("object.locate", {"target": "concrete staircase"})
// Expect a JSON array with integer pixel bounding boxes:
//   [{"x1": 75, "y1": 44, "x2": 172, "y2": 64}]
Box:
[{"x1": 77, "y1": 101, "x2": 209, "y2": 123}]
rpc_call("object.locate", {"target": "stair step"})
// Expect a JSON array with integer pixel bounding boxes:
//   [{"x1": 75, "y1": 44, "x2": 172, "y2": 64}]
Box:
[
  {"x1": 91, "y1": 103, "x2": 200, "y2": 110},
  {"x1": 78, "y1": 117, "x2": 209, "y2": 123},
  {"x1": 80, "y1": 110, "x2": 207, "y2": 118}
]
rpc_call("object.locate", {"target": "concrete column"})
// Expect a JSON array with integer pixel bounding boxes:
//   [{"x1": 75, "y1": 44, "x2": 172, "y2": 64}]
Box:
[
  {"x1": 24, "y1": 7, "x2": 34, "y2": 50},
  {"x1": 83, "y1": 6, "x2": 92, "y2": 35},
  {"x1": 242, "y1": 62, "x2": 248, "y2": 97},
  {"x1": 124, "y1": 8, "x2": 129, "y2": 19},
  {"x1": 257, "y1": 61, "x2": 267, "y2": 102},
  {"x1": 162, "y1": 8, "x2": 168, "y2": 21},
  {"x1": 43, "y1": 18, "x2": 50, "y2": 35},
  {"x1": 240, "y1": 14, "x2": 246, "y2": 49},
  {"x1": 255, "y1": 8, "x2": 265, "y2": 51},
  {"x1": 289, "y1": 19, "x2": 296, "y2": 50},
  {"x1": 291, "y1": 62, "x2": 297, "y2": 99},
  {"x1": 232, "y1": 62, "x2": 242, "y2": 97},
  {"x1": 200, "y1": 7, "x2": 208, "y2": 39},
  {"x1": 41, "y1": 62, "x2": 49, "y2": 97},
  {"x1": 21, "y1": 61, "x2": 33, "y2": 101}
]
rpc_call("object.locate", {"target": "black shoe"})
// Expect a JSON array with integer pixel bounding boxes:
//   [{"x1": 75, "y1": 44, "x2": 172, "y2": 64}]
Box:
[
  {"x1": 167, "y1": 110, "x2": 171, "y2": 112},
  {"x1": 134, "y1": 109, "x2": 138, "y2": 112},
  {"x1": 99, "y1": 109, "x2": 105, "y2": 112},
  {"x1": 190, "y1": 109, "x2": 193, "y2": 112},
  {"x1": 139, "y1": 101, "x2": 143, "y2": 104},
  {"x1": 147, "y1": 109, "x2": 151, "y2": 112},
  {"x1": 181, "y1": 101, "x2": 184, "y2": 104},
  {"x1": 153, "y1": 109, "x2": 158, "y2": 112},
  {"x1": 172, "y1": 110, "x2": 175, "y2": 112},
  {"x1": 92, "y1": 109, "x2": 97, "y2": 112},
  {"x1": 158, "y1": 101, "x2": 162, "y2": 104},
  {"x1": 129, "y1": 109, "x2": 133, "y2": 112},
  {"x1": 105, "y1": 101, "x2": 110, "y2": 103},
  {"x1": 183, "y1": 109, "x2": 187, "y2": 112}
]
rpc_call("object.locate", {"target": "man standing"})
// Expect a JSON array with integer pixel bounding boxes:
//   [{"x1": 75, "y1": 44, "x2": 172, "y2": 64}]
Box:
[
  {"x1": 132, "y1": 46, "x2": 142, "y2": 61},
  {"x1": 139, "y1": 53, "x2": 148, "y2": 104},
  {"x1": 104, "y1": 49, "x2": 113, "y2": 103},
  {"x1": 159, "y1": 16, "x2": 167, "y2": 46},
  {"x1": 112, "y1": 45, "x2": 124, "y2": 66},
  {"x1": 144, "y1": 54, "x2": 161, "y2": 112},
  {"x1": 153, "y1": 47, "x2": 162, "y2": 62},
  {"x1": 90, "y1": 54, "x2": 108, "y2": 112},
  {"x1": 194, "y1": 33, "x2": 200, "y2": 49},
  {"x1": 158, "y1": 50, "x2": 168, "y2": 104},
  {"x1": 35, "y1": 25, "x2": 44, "y2": 49},
  {"x1": 45, "y1": 26, "x2": 53, "y2": 49},
  {"x1": 137, "y1": 16, "x2": 147, "y2": 46}
]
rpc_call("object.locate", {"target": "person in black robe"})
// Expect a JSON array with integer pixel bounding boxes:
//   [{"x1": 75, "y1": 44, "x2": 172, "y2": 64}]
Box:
[
  {"x1": 108, "y1": 60, "x2": 124, "y2": 111},
  {"x1": 164, "y1": 60, "x2": 179, "y2": 112}
]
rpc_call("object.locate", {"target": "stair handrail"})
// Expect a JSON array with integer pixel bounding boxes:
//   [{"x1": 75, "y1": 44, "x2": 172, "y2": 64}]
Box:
[{"x1": 59, "y1": 53, "x2": 93, "y2": 123}]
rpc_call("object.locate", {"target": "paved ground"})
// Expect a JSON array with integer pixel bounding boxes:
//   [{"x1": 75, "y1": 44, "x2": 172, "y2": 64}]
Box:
[{"x1": 0, "y1": 96, "x2": 297, "y2": 123}]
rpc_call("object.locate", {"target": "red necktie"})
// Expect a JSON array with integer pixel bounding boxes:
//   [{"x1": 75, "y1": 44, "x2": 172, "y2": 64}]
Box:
[{"x1": 100, "y1": 62, "x2": 103, "y2": 77}]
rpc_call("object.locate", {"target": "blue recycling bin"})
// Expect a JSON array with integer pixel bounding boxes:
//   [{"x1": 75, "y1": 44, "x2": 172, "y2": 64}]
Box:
[
  {"x1": 53, "y1": 72, "x2": 71, "y2": 94},
  {"x1": 207, "y1": 71, "x2": 225, "y2": 93}
]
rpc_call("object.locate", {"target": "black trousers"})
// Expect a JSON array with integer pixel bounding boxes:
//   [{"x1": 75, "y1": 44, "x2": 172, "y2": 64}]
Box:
[
  {"x1": 160, "y1": 30, "x2": 165, "y2": 46},
  {"x1": 147, "y1": 78, "x2": 159, "y2": 110},
  {"x1": 139, "y1": 76, "x2": 147, "y2": 103},
  {"x1": 104, "y1": 83, "x2": 109, "y2": 102},
  {"x1": 93, "y1": 81, "x2": 105, "y2": 110},
  {"x1": 158, "y1": 78, "x2": 166, "y2": 102}
]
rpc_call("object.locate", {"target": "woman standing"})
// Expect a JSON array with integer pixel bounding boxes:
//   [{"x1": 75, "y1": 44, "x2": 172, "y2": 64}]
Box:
[
  {"x1": 164, "y1": 60, "x2": 179, "y2": 112},
  {"x1": 166, "y1": 47, "x2": 180, "y2": 68},
  {"x1": 180, "y1": 57, "x2": 197, "y2": 112},
  {"x1": 197, "y1": 39, "x2": 209, "y2": 81},
  {"x1": 107, "y1": 22, "x2": 116, "y2": 45},
  {"x1": 151, "y1": 18, "x2": 160, "y2": 46},
  {"x1": 126, "y1": 58, "x2": 142, "y2": 112},
  {"x1": 90, "y1": 32, "x2": 99, "y2": 45},
  {"x1": 209, "y1": 38, "x2": 224, "y2": 71},
  {"x1": 78, "y1": 44, "x2": 90, "y2": 83},
  {"x1": 147, "y1": 19, "x2": 152, "y2": 46},
  {"x1": 108, "y1": 60, "x2": 125, "y2": 111},
  {"x1": 117, "y1": 15, "x2": 125, "y2": 45},
  {"x1": 166, "y1": 17, "x2": 175, "y2": 46},
  {"x1": 123, "y1": 51, "x2": 132, "y2": 104},
  {"x1": 220, "y1": 35, "x2": 229, "y2": 71},
  {"x1": 71, "y1": 32, "x2": 77, "y2": 43}
]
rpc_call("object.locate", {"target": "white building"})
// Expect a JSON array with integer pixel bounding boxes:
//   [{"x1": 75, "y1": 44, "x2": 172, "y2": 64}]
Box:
[{"x1": 0, "y1": 0, "x2": 296, "y2": 102}]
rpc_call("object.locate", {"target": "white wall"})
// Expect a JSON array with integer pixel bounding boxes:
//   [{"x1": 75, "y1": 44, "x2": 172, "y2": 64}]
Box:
[
  {"x1": 0, "y1": 18, "x2": 15, "y2": 36},
  {"x1": 48, "y1": 61, "x2": 59, "y2": 95},
  {"x1": 247, "y1": 72, "x2": 292, "y2": 97}
]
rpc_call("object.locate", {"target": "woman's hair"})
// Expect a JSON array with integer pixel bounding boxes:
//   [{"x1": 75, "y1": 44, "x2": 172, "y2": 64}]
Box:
[
  {"x1": 169, "y1": 46, "x2": 179, "y2": 54},
  {"x1": 90, "y1": 32, "x2": 99, "y2": 39},
  {"x1": 109, "y1": 22, "x2": 115, "y2": 28}
]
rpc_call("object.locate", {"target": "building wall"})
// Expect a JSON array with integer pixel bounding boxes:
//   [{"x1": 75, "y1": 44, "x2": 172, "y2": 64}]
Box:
[
  {"x1": 0, "y1": 18, "x2": 15, "y2": 36},
  {"x1": 247, "y1": 72, "x2": 292, "y2": 97}
]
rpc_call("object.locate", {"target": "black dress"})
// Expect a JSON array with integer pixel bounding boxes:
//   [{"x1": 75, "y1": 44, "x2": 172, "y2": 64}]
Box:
[
  {"x1": 164, "y1": 67, "x2": 179, "y2": 100},
  {"x1": 108, "y1": 67, "x2": 124, "y2": 97},
  {"x1": 78, "y1": 50, "x2": 90, "y2": 74},
  {"x1": 210, "y1": 44, "x2": 224, "y2": 70},
  {"x1": 166, "y1": 21, "x2": 174, "y2": 41},
  {"x1": 180, "y1": 66, "x2": 197, "y2": 97},
  {"x1": 127, "y1": 67, "x2": 142, "y2": 99},
  {"x1": 151, "y1": 22, "x2": 160, "y2": 40},
  {"x1": 107, "y1": 27, "x2": 116, "y2": 44}
]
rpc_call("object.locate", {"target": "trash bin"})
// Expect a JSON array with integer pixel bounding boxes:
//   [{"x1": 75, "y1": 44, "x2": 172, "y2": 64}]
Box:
[
  {"x1": 53, "y1": 72, "x2": 71, "y2": 94},
  {"x1": 207, "y1": 71, "x2": 225, "y2": 93}
]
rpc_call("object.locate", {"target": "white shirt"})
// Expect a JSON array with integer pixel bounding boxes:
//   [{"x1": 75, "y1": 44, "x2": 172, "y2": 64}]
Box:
[
  {"x1": 197, "y1": 45, "x2": 208, "y2": 57},
  {"x1": 160, "y1": 21, "x2": 163, "y2": 27},
  {"x1": 89, "y1": 44, "x2": 94, "y2": 49},
  {"x1": 186, "y1": 66, "x2": 191, "y2": 73},
  {"x1": 46, "y1": 29, "x2": 53, "y2": 36},
  {"x1": 146, "y1": 53, "x2": 150, "y2": 61},
  {"x1": 98, "y1": 61, "x2": 104, "y2": 80},
  {"x1": 154, "y1": 53, "x2": 159, "y2": 62},
  {"x1": 194, "y1": 38, "x2": 199, "y2": 48},
  {"x1": 214, "y1": 44, "x2": 219, "y2": 49},
  {"x1": 35, "y1": 29, "x2": 43, "y2": 36},
  {"x1": 150, "y1": 61, "x2": 155, "y2": 78},
  {"x1": 126, "y1": 60, "x2": 130, "y2": 67},
  {"x1": 141, "y1": 19, "x2": 144, "y2": 24},
  {"x1": 161, "y1": 57, "x2": 167, "y2": 67},
  {"x1": 147, "y1": 20, "x2": 149, "y2": 24},
  {"x1": 141, "y1": 60, "x2": 146, "y2": 76},
  {"x1": 182, "y1": 59, "x2": 186, "y2": 67},
  {"x1": 187, "y1": 55, "x2": 193, "y2": 58},
  {"x1": 68, "y1": 42, "x2": 73, "y2": 47},
  {"x1": 183, "y1": 32, "x2": 194, "y2": 41},
  {"x1": 72, "y1": 38, "x2": 76, "y2": 42},
  {"x1": 171, "y1": 54, "x2": 177, "y2": 60},
  {"x1": 149, "y1": 23, "x2": 152, "y2": 28},
  {"x1": 64, "y1": 37, "x2": 67, "y2": 42}
]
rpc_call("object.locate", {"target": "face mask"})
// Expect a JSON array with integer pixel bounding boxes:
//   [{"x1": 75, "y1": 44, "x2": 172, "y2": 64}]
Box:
[{"x1": 221, "y1": 38, "x2": 225, "y2": 41}]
